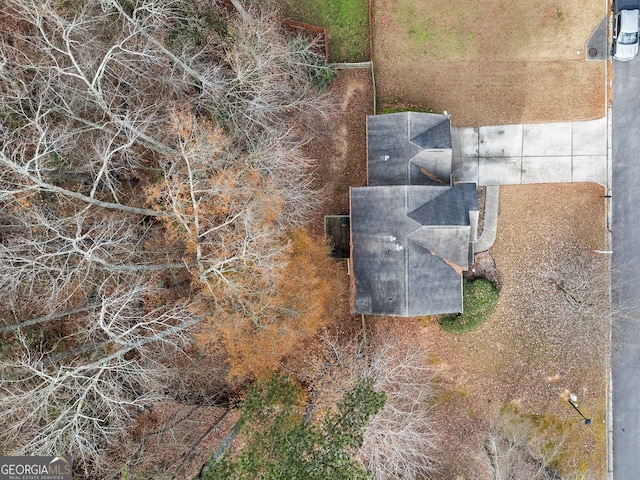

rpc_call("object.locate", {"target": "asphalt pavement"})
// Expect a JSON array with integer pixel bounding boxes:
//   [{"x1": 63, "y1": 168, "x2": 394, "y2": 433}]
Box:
[{"x1": 611, "y1": 56, "x2": 640, "y2": 480}]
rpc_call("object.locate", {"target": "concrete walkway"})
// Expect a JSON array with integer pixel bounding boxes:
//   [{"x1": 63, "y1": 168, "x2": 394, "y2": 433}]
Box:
[
  {"x1": 466, "y1": 117, "x2": 609, "y2": 252},
  {"x1": 475, "y1": 185, "x2": 499, "y2": 253},
  {"x1": 452, "y1": 117, "x2": 608, "y2": 187}
]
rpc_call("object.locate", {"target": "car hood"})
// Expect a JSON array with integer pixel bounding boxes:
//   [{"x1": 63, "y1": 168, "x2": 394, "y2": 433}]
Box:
[{"x1": 615, "y1": 41, "x2": 639, "y2": 61}]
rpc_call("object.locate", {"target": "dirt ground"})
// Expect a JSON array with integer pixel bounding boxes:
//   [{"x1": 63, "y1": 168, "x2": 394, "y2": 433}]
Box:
[
  {"x1": 312, "y1": 65, "x2": 609, "y2": 476},
  {"x1": 372, "y1": 0, "x2": 606, "y2": 126},
  {"x1": 307, "y1": 67, "x2": 373, "y2": 230},
  {"x1": 371, "y1": 184, "x2": 609, "y2": 478}
]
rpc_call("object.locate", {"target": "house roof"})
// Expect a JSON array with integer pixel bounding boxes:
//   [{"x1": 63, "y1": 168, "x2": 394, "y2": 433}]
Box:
[
  {"x1": 367, "y1": 112, "x2": 452, "y2": 187},
  {"x1": 350, "y1": 183, "x2": 479, "y2": 317}
]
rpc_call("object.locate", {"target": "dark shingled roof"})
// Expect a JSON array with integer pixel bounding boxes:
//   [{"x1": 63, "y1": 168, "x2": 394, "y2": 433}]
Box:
[
  {"x1": 350, "y1": 112, "x2": 478, "y2": 317},
  {"x1": 408, "y1": 182, "x2": 477, "y2": 226},
  {"x1": 409, "y1": 113, "x2": 452, "y2": 149},
  {"x1": 350, "y1": 184, "x2": 478, "y2": 317},
  {"x1": 367, "y1": 112, "x2": 452, "y2": 187}
]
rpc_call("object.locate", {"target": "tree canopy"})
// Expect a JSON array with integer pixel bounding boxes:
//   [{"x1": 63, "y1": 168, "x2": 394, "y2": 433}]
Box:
[{"x1": 0, "y1": 0, "x2": 334, "y2": 473}]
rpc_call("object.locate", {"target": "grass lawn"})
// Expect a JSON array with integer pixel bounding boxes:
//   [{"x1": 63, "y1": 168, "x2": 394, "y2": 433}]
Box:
[
  {"x1": 372, "y1": 0, "x2": 605, "y2": 125},
  {"x1": 277, "y1": 0, "x2": 370, "y2": 62}
]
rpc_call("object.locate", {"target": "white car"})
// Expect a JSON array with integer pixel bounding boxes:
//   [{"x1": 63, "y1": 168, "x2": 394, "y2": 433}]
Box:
[{"x1": 612, "y1": 6, "x2": 640, "y2": 61}]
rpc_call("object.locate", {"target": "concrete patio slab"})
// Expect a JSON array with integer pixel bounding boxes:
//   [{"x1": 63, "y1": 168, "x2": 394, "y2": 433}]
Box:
[
  {"x1": 523, "y1": 122, "x2": 573, "y2": 156},
  {"x1": 521, "y1": 156, "x2": 572, "y2": 183},
  {"x1": 479, "y1": 125, "x2": 523, "y2": 157}
]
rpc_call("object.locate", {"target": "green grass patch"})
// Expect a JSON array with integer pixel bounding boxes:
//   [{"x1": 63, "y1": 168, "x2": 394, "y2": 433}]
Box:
[
  {"x1": 378, "y1": 105, "x2": 442, "y2": 115},
  {"x1": 408, "y1": 19, "x2": 437, "y2": 45},
  {"x1": 438, "y1": 278, "x2": 498, "y2": 333},
  {"x1": 430, "y1": 384, "x2": 470, "y2": 407},
  {"x1": 405, "y1": 20, "x2": 476, "y2": 58},
  {"x1": 277, "y1": 0, "x2": 370, "y2": 62},
  {"x1": 500, "y1": 399, "x2": 605, "y2": 477},
  {"x1": 387, "y1": 0, "x2": 478, "y2": 60}
]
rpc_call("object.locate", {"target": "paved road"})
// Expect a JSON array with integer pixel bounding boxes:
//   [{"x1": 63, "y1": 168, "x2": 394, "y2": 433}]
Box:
[{"x1": 611, "y1": 57, "x2": 640, "y2": 480}]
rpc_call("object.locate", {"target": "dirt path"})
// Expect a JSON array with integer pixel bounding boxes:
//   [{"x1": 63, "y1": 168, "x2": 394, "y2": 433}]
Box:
[{"x1": 307, "y1": 68, "x2": 373, "y2": 225}]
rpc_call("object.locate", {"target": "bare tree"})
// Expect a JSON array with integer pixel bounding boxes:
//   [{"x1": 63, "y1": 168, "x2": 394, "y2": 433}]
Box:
[
  {"x1": 0, "y1": 0, "x2": 334, "y2": 474},
  {"x1": 474, "y1": 414, "x2": 555, "y2": 480},
  {"x1": 291, "y1": 334, "x2": 440, "y2": 480},
  {"x1": 0, "y1": 281, "x2": 199, "y2": 466},
  {"x1": 360, "y1": 340, "x2": 440, "y2": 480},
  {"x1": 151, "y1": 111, "x2": 289, "y2": 297},
  {"x1": 473, "y1": 413, "x2": 600, "y2": 480},
  {"x1": 536, "y1": 249, "x2": 611, "y2": 362},
  {"x1": 541, "y1": 252, "x2": 610, "y2": 324}
]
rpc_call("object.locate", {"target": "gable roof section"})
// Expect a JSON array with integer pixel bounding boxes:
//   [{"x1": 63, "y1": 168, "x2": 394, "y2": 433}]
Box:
[
  {"x1": 367, "y1": 112, "x2": 453, "y2": 187},
  {"x1": 407, "y1": 227, "x2": 471, "y2": 268},
  {"x1": 408, "y1": 182, "x2": 477, "y2": 226},
  {"x1": 350, "y1": 184, "x2": 478, "y2": 317},
  {"x1": 409, "y1": 113, "x2": 452, "y2": 149}
]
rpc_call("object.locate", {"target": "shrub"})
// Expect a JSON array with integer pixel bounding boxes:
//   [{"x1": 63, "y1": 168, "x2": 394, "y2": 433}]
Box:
[{"x1": 438, "y1": 278, "x2": 499, "y2": 333}]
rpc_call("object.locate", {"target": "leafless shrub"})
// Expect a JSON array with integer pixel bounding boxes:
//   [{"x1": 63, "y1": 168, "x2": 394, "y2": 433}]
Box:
[
  {"x1": 536, "y1": 249, "x2": 610, "y2": 356},
  {"x1": 473, "y1": 412, "x2": 600, "y2": 480},
  {"x1": 291, "y1": 334, "x2": 440, "y2": 480},
  {"x1": 540, "y1": 252, "x2": 609, "y2": 321}
]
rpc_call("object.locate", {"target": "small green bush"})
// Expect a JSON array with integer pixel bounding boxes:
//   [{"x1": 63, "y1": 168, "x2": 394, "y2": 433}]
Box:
[
  {"x1": 378, "y1": 105, "x2": 441, "y2": 115},
  {"x1": 439, "y1": 277, "x2": 498, "y2": 333}
]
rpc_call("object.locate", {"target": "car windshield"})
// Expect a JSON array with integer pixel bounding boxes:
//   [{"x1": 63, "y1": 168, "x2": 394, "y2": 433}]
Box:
[{"x1": 620, "y1": 31, "x2": 639, "y2": 45}]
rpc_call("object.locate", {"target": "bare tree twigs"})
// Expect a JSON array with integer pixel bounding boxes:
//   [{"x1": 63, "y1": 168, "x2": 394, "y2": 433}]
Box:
[
  {"x1": 0, "y1": 0, "x2": 334, "y2": 474},
  {"x1": 291, "y1": 334, "x2": 440, "y2": 480},
  {"x1": 473, "y1": 412, "x2": 600, "y2": 480},
  {"x1": 359, "y1": 340, "x2": 440, "y2": 480}
]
